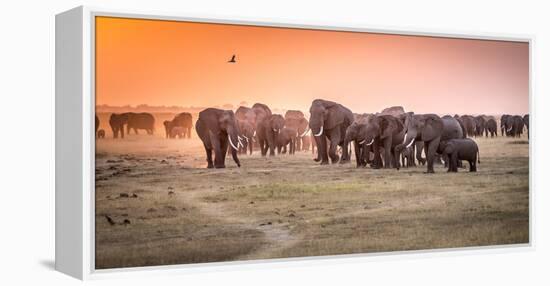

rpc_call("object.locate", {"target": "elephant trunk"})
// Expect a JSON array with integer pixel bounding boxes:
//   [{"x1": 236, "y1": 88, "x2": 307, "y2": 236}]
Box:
[
  {"x1": 231, "y1": 145, "x2": 241, "y2": 167},
  {"x1": 226, "y1": 127, "x2": 241, "y2": 166},
  {"x1": 228, "y1": 134, "x2": 239, "y2": 151}
]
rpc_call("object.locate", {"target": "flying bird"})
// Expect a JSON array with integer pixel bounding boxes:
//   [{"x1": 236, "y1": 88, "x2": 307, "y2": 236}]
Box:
[{"x1": 228, "y1": 54, "x2": 236, "y2": 63}]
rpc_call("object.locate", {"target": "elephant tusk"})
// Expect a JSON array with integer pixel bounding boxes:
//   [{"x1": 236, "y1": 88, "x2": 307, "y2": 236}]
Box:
[
  {"x1": 507, "y1": 126, "x2": 513, "y2": 132},
  {"x1": 402, "y1": 133, "x2": 408, "y2": 144},
  {"x1": 228, "y1": 135, "x2": 239, "y2": 151},
  {"x1": 253, "y1": 130, "x2": 256, "y2": 137},
  {"x1": 299, "y1": 128, "x2": 310, "y2": 137},
  {"x1": 242, "y1": 135, "x2": 249, "y2": 142},
  {"x1": 313, "y1": 126, "x2": 324, "y2": 137},
  {"x1": 358, "y1": 139, "x2": 366, "y2": 145},
  {"x1": 237, "y1": 136, "x2": 244, "y2": 147},
  {"x1": 405, "y1": 138, "x2": 415, "y2": 148},
  {"x1": 365, "y1": 139, "x2": 374, "y2": 146}
]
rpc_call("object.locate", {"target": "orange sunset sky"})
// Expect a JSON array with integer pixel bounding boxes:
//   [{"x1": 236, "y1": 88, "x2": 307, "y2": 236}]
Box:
[{"x1": 95, "y1": 16, "x2": 529, "y2": 115}]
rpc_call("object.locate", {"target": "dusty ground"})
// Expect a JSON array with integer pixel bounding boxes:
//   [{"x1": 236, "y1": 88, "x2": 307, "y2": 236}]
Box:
[{"x1": 95, "y1": 133, "x2": 529, "y2": 269}]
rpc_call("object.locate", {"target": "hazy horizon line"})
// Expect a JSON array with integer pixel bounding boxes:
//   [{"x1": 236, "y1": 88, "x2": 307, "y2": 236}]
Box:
[{"x1": 95, "y1": 103, "x2": 527, "y2": 117}]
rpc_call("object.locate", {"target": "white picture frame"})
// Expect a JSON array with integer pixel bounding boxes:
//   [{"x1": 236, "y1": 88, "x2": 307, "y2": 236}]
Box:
[{"x1": 55, "y1": 5, "x2": 533, "y2": 280}]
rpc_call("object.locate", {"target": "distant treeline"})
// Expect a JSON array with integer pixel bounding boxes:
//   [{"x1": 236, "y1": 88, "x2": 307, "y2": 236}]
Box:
[{"x1": 96, "y1": 104, "x2": 293, "y2": 116}]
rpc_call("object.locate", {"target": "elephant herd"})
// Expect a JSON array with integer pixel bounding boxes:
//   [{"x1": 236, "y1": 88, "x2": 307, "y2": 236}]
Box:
[
  {"x1": 500, "y1": 114, "x2": 529, "y2": 138},
  {"x1": 95, "y1": 112, "x2": 193, "y2": 139},
  {"x1": 195, "y1": 104, "x2": 312, "y2": 168},
  {"x1": 195, "y1": 99, "x2": 529, "y2": 174}
]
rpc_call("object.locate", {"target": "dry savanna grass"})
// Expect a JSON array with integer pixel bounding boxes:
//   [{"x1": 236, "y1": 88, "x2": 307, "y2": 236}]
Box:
[{"x1": 95, "y1": 133, "x2": 529, "y2": 269}]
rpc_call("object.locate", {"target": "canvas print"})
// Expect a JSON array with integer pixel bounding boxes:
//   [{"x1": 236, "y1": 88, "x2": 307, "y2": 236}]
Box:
[{"x1": 94, "y1": 16, "x2": 529, "y2": 269}]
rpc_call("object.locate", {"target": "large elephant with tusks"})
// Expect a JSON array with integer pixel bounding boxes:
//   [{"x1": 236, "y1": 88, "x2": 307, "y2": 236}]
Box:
[
  {"x1": 309, "y1": 99, "x2": 354, "y2": 164},
  {"x1": 395, "y1": 113, "x2": 462, "y2": 173},
  {"x1": 196, "y1": 108, "x2": 241, "y2": 168}
]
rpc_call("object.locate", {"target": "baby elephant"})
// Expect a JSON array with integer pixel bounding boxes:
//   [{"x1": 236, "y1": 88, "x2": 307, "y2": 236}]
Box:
[
  {"x1": 170, "y1": 126, "x2": 186, "y2": 138},
  {"x1": 400, "y1": 146, "x2": 415, "y2": 168},
  {"x1": 440, "y1": 139, "x2": 480, "y2": 172},
  {"x1": 97, "y1": 129, "x2": 105, "y2": 139},
  {"x1": 277, "y1": 127, "x2": 297, "y2": 155}
]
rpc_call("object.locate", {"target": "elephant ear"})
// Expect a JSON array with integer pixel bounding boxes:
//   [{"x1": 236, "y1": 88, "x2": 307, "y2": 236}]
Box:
[
  {"x1": 421, "y1": 116, "x2": 443, "y2": 142},
  {"x1": 379, "y1": 116, "x2": 397, "y2": 139},
  {"x1": 268, "y1": 115, "x2": 276, "y2": 128},
  {"x1": 324, "y1": 105, "x2": 345, "y2": 130}
]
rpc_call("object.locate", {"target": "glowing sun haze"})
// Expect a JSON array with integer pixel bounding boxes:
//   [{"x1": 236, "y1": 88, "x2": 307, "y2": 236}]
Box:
[{"x1": 95, "y1": 16, "x2": 529, "y2": 115}]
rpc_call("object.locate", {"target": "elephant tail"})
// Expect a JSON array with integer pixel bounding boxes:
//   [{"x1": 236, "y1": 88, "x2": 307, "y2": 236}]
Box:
[{"x1": 477, "y1": 149, "x2": 480, "y2": 164}]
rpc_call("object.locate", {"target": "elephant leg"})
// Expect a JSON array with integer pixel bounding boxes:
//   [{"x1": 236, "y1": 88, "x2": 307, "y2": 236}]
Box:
[
  {"x1": 327, "y1": 131, "x2": 340, "y2": 164},
  {"x1": 340, "y1": 140, "x2": 351, "y2": 163},
  {"x1": 317, "y1": 134, "x2": 329, "y2": 164},
  {"x1": 204, "y1": 146, "x2": 214, "y2": 168},
  {"x1": 371, "y1": 140, "x2": 382, "y2": 169},
  {"x1": 382, "y1": 138, "x2": 393, "y2": 169},
  {"x1": 260, "y1": 136, "x2": 268, "y2": 155},
  {"x1": 259, "y1": 139, "x2": 266, "y2": 156},
  {"x1": 353, "y1": 141, "x2": 362, "y2": 167},
  {"x1": 442, "y1": 152, "x2": 449, "y2": 168},
  {"x1": 311, "y1": 134, "x2": 328, "y2": 164},
  {"x1": 262, "y1": 139, "x2": 268, "y2": 156},
  {"x1": 209, "y1": 134, "x2": 224, "y2": 168},
  {"x1": 267, "y1": 133, "x2": 276, "y2": 156},
  {"x1": 451, "y1": 151, "x2": 458, "y2": 172},
  {"x1": 413, "y1": 144, "x2": 417, "y2": 166},
  {"x1": 220, "y1": 136, "x2": 229, "y2": 167},
  {"x1": 415, "y1": 141, "x2": 425, "y2": 165},
  {"x1": 328, "y1": 140, "x2": 339, "y2": 164},
  {"x1": 470, "y1": 158, "x2": 477, "y2": 172},
  {"x1": 425, "y1": 138, "x2": 440, "y2": 173}
]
